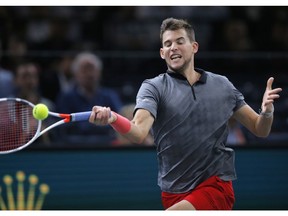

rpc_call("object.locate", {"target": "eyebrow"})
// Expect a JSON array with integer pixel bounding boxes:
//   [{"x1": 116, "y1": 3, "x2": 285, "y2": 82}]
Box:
[{"x1": 163, "y1": 36, "x2": 186, "y2": 46}]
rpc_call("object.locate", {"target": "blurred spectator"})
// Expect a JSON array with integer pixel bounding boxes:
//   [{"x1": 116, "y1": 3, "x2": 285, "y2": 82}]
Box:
[
  {"x1": 40, "y1": 55, "x2": 75, "y2": 102},
  {"x1": 210, "y1": 18, "x2": 257, "y2": 74},
  {"x1": 56, "y1": 52, "x2": 123, "y2": 146},
  {"x1": 12, "y1": 62, "x2": 54, "y2": 108},
  {"x1": 112, "y1": 103, "x2": 154, "y2": 147},
  {"x1": 0, "y1": 6, "x2": 287, "y2": 146},
  {"x1": 269, "y1": 19, "x2": 288, "y2": 51},
  {"x1": 103, "y1": 6, "x2": 159, "y2": 51},
  {"x1": 11, "y1": 62, "x2": 56, "y2": 145},
  {"x1": 0, "y1": 66, "x2": 14, "y2": 98},
  {"x1": 6, "y1": 35, "x2": 28, "y2": 69},
  {"x1": 213, "y1": 19, "x2": 254, "y2": 52}
]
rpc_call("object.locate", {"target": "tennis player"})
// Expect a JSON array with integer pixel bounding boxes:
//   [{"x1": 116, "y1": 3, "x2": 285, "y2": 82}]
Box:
[{"x1": 89, "y1": 18, "x2": 282, "y2": 210}]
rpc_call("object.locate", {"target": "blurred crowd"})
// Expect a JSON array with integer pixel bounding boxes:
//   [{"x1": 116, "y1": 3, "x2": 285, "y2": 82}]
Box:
[{"x1": 0, "y1": 6, "x2": 288, "y2": 148}]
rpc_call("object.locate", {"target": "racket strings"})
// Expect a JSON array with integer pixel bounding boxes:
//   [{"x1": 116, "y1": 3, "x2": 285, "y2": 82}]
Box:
[{"x1": 0, "y1": 101, "x2": 38, "y2": 151}]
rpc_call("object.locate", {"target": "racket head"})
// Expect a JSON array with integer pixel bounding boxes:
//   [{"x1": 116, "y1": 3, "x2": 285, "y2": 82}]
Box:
[{"x1": 0, "y1": 98, "x2": 42, "y2": 154}]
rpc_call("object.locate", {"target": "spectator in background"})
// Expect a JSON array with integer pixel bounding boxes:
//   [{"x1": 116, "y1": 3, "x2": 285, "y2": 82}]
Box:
[
  {"x1": 0, "y1": 66, "x2": 14, "y2": 98},
  {"x1": 210, "y1": 18, "x2": 257, "y2": 75},
  {"x1": 112, "y1": 103, "x2": 154, "y2": 147},
  {"x1": 13, "y1": 62, "x2": 54, "y2": 108},
  {"x1": 12, "y1": 62, "x2": 56, "y2": 145},
  {"x1": 40, "y1": 55, "x2": 75, "y2": 102},
  {"x1": 6, "y1": 35, "x2": 28, "y2": 70},
  {"x1": 56, "y1": 52, "x2": 123, "y2": 146}
]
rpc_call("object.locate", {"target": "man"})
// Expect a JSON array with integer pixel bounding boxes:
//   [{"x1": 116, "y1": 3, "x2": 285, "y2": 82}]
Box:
[
  {"x1": 56, "y1": 52, "x2": 123, "y2": 146},
  {"x1": 12, "y1": 62, "x2": 56, "y2": 145},
  {"x1": 88, "y1": 18, "x2": 282, "y2": 210},
  {"x1": 13, "y1": 62, "x2": 55, "y2": 110},
  {"x1": 0, "y1": 67, "x2": 14, "y2": 98}
]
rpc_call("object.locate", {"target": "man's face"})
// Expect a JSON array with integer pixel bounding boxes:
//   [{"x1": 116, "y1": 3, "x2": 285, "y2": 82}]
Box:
[
  {"x1": 160, "y1": 29, "x2": 198, "y2": 73},
  {"x1": 76, "y1": 61, "x2": 101, "y2": 91},
  {"x1": 16, "y1": 65, "x2": 39, "y2": 91}
]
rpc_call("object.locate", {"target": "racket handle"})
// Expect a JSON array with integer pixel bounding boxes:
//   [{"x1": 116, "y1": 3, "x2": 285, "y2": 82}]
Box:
[{"x1": 71, "y1": 111, "x2": 92, "y2": 122}]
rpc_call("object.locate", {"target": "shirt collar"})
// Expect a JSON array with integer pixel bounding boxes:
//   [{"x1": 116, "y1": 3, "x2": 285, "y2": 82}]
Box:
[{"x1": 167, "y1": 68, "x2": 207, "y2": 84}]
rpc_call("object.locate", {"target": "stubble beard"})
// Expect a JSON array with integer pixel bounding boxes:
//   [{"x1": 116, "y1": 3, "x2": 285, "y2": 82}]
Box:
[{"x1": 168, "y1": 60, "x2": 189, "y2": 75}]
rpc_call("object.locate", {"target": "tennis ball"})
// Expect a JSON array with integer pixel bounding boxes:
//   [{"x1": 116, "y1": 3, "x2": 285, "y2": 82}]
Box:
[{"x1": 33, "y1": 104, "x2": 49, "y2": 120}]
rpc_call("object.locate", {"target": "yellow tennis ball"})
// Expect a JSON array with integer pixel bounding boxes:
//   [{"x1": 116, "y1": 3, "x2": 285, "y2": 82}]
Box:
[{"x1": 33, "y1": 104, "x2": 49, "y2": 120}]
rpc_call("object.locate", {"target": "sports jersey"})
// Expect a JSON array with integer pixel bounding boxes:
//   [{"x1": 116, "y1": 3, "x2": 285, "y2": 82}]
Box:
[{"x1": 135, "y1": 68, "x2": 246, "y2": 193}]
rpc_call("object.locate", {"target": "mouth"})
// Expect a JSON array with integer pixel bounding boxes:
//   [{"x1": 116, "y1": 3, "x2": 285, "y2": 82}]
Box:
[{"x1": 170, "y1": 54, "x2": 182, "y2": 61}]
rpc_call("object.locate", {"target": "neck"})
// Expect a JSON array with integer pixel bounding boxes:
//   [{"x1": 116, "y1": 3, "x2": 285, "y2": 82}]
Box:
[
  {"x1": 179, "y1": 63, "x2": 199, "y2": 85},
  {"x1": 175, "y1": 60, "x2": 197, "y2": 83},
  {"x1": 186, "y1": 69, "x2": 200, "y2": 85}
]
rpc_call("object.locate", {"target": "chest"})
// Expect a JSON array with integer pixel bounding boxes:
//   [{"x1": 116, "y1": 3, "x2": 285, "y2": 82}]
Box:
[{"x1": 158, "y1": 80, "x2": 234, "y2": 117}]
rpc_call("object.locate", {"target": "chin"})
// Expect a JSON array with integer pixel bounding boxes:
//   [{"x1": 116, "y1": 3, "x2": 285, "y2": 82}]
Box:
[{"x1": 169, "y1": 65, "x2": 185, "y2": 73}]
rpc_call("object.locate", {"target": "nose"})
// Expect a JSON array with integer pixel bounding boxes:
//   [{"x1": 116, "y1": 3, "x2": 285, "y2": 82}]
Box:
[{"x1": 171, "y1": 42, "x2": 178, "y2": 51}]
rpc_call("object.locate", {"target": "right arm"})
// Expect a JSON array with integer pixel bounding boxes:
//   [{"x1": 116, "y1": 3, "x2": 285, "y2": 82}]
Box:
[{"x1": 89, "y1": 106, "x2": 154, "y2": 144}]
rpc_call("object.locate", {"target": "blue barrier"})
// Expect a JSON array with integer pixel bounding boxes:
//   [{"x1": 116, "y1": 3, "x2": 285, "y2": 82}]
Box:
[{"x1": 0, "y1": 147, "x2": 287, "y2": 210}]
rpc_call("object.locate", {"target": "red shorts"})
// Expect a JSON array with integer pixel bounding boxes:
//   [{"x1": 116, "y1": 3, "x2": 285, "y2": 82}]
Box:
[{"x1": 161, "y1": 176, "x2": 235, "y2": 210}]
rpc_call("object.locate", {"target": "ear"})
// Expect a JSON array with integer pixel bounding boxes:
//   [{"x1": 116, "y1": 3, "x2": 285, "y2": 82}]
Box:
[
  {"x1": 160, "y1": 48, "x2": 165, "y2": 59},
  {"x1": 192, "y1": 42, "x2": 199, "y2": 54}
]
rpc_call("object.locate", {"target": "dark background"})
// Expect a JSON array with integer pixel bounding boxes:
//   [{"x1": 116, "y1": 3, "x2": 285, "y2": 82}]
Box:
[
  {"x1": 0, "y1": 6, "x2": 288, "y2": 210},
  {"x1": 1, "y1": 6, "x2": 288, "y2": 144}
]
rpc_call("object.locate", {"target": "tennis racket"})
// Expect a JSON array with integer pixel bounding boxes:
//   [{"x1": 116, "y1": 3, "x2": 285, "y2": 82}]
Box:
[{"x1": 0, "y1": 98, "x2": 92, "y2": 154}]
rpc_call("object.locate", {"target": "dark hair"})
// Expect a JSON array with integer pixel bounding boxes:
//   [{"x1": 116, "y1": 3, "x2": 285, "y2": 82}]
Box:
[{"x1": 160, "y1": 18, "x2": 196, "y2": 44}]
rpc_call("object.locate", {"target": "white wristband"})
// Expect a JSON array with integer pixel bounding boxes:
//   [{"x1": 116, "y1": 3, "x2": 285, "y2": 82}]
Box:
[{"x1": 259, "y1": 107, "x2": 274, "y2": 118}]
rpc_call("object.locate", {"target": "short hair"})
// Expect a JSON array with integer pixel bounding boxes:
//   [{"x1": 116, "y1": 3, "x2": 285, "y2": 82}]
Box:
[
  {"x1": 160, "y1": 18, "x2": 196, "y2": 44},
  {"x1": 71, "y1": 52, "x2": 103, "y2": 74}
]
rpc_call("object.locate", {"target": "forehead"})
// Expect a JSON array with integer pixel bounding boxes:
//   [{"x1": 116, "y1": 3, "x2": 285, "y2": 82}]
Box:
[
  {"x1": 162, "y1": 29, "x2": 189, "y2": 42},
  {"x1": 17, "y1": 65, "x2": 38, "y2": 76},
  {"x1": 79, "y1": 60, "x2": 98, "y2": 70}
]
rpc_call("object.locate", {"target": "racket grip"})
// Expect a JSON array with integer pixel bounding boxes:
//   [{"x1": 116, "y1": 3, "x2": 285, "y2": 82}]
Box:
[{"x1": 71, "y1": 111, "x2": 92, "y2": 122}]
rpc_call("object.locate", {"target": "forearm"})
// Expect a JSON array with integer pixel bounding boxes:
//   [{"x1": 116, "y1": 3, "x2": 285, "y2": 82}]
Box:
[
  {"x1": 110, "y1": 111, "x2": 151, "y2": 144},
  {"x1": 254, "y1": 110, "x2": 274, "y2": 137},
  {"x1": 120, "y1": 123, "x2": 147, "y2": 144}
]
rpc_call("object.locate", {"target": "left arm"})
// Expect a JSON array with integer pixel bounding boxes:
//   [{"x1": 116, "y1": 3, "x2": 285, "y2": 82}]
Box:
[{"x1": 232, "y1": 77, "x2": 282, "y2": 137}]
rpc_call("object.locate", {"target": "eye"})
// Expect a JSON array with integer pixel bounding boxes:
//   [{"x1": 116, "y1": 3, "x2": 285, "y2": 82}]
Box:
[
  {"x1": 177, "y1": 38, "x2": 185, "y2": 45},
  {"x1": 163, "y1": 41, "x2": 172, "y2": 47}
]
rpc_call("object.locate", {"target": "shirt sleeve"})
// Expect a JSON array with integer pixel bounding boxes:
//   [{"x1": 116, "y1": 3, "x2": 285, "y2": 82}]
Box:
[
  {"x1": 232, "y1": 84, "x2": 247, "y2": 112},
  {"x1": 134, "y1": 79, "x2": 160, "y2": 119}
]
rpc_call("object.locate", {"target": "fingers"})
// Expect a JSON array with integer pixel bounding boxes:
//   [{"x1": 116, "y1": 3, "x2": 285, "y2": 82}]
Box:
[
  {"x1": 262, "y1": 78, "x2": 282, "y2": 109},
  {"x1": 267, "y1": 88, "x2": 282, "y2": 98},
  {"x1": 89, "y1": 106, "x2": 111, "y2": 125},
  {"x1": 266, "y1": 87, "x2": 282, "y2": 102},
  {"x1": 266, "y1": 77, "x2": 283, "y2": 92}
]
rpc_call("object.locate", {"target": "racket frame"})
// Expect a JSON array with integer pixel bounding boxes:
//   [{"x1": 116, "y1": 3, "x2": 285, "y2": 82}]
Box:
[{"x1": 0, "y1": 98, "x2": 91, "y2": 154}]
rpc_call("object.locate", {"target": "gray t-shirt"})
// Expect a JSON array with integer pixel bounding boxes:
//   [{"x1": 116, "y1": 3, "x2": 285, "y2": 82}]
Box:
[{"x1": 135, "y1": 68, "x2": 246, "y2": 193}]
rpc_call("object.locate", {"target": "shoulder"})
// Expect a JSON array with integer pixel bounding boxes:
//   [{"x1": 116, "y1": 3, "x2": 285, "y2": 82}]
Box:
[
  {"x1": 206, "y1": 71, "x2": 228, "y2": 81},
  {"x1": 139, "y1": 73, "x2": 169, "y2": 94},
  {"x1": 143, "y1": 73, "x2": 167, "y2": 84},
  {"x1": 205, "y1": 71, "x2": 234, "y2": 86}
]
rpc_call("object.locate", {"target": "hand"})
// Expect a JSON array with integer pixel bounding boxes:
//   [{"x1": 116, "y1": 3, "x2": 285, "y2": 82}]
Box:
[
  {"x1": 261, "y1": 77, "x2": 282, "y2": 113},
  {"x1": 89, "y1": 106, "x2": 117, "y2": 125}
]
